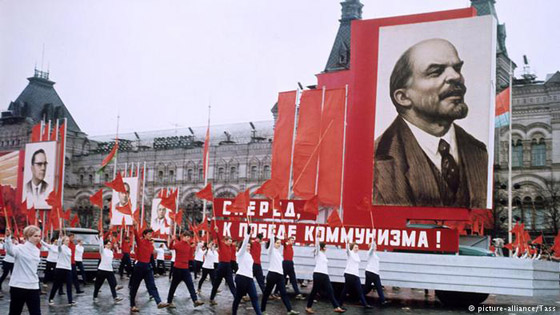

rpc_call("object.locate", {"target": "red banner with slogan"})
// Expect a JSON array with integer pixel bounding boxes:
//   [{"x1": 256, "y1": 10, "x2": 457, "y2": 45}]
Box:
[{"x1": 213, "y1": 198, "x2": 316, "y2": 221}]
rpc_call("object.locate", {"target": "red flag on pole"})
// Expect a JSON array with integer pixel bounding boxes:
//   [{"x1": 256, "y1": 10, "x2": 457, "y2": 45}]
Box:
[
  {"x1": 531, "y1": 235, "x2": 543, "y2": 245},
  {"x1": 105, "y1": 172, "x2": 127, "y2": 193},
  {"x1": 195, "y1": 183, "x2": 214, "y2": 201},
  {"x1": 70, "y1": 215, "x2": 79, "y2": 227},
  {"x1": 99, "y1": 140, "x2": 118, "y2": 173},
  {"x1": 231, "y1": 189, "x2": 250, "y2": 214},
  {"x1": 160, "y1": 188, "x2": 178, "y2": 211},
  {"x1": 327, "y1": 209, "x2": 343, "y2": 228},
  {"x1": 115, "y1": 202, "x2": 132, "y2": 216},
  {"x1": 27, "y1": 206, "x2": 37, "y2": 226},
  {"x1": 302, "y1": 195, "x2": 318, "y2": 216},
  {"x1": 90, "y1": 189, "x2": 103, "y2": 209},
  {"x1": 30, "y1": 123, "x2": 41, "y2": 142},
  {"x1": 254, "y1": 179, "x2": 278, "y2": 200},
  {"x1": 62, "y1": 209, "x2": 71, "y2": 222}
]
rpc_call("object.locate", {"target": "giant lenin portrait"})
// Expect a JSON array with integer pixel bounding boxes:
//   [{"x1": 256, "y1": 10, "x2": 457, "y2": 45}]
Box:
[{"x1": 372, "y1": 17, "x2": 496, "y2": 209}]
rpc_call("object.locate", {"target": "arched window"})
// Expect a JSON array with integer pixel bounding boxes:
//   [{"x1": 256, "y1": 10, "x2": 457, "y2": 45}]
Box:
[
  {"x1": 198, "y1": 169, "x2": 203, "y2": 182},
  {"x1": 89, "y1": 174, "x2": 93, "y2": 185},
  {"x1": 250, "y1": 165, "x2": 258, "y2": 180},
  {"x1": 531, "y1": 139, "x2": 546, "y2": 166},
  {"x1": 169, "y1": 170, "x2": 175, "y2": 182},
  {"x1": 512, "y1": 140, "x2": 523, "y2": 167},
  {"x1": 533, "y1": 196, "x2": 545, "y2": 231},
  {"x1": 104, "y1": 173, "x2": 109, "y2": 183},
  {"x1": 187, "y1": 169, "x2": 193, "y2": 182},
  {"x1": 218, "y1": 167, "x2": 225, "y2": 181},
  {"x1": 522, "y1": 196, "x2": 532, "y2": 228},
  {"x1": 158, "y1": 171, "x2": 164, "y2": 183},
  {"x1": 79, "y1": 175, "x2": 84, "y2": 185},
  {"x1": 263, "y1": 165, "x2": 271, "y2": 179},
  {"x1": 230, "y1": 167, "x2": 237, "y2": 181}
]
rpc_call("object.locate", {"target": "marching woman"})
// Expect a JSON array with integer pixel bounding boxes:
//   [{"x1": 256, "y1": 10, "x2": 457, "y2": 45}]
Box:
[
  {"x1": 5, "y1": 226, "x2": 42, "y2": 315},
  {"x1": 41, "y1": 237, "x2": 59, "y2": 289},
  {"x1": 168, "y1": 247, "x2": 175, "y2": 280},
  {"x1": 305, "y1": 237, "x2": 345, "y2": 314},
  {"x1": 197, "y1": 241, "x2": 217, "y2": 293},
  {"x1": 166, "y1": 231, "x2": 204, "y2": 308},
  {"x1": 47, "y1": 232, "x2": 76, "y2": 306},
  {"x1": 193, "y1": 240, "x2": 204, "y2": 279},
  {"x1": 129, "y1": 222, "x2": 168, "y2": 312},
  {"x1": 155, "y1": 244, "x2": 166, "y2": 276},
  {"x1": 232, "y1": 230, "x2": 261, "y2": 315},
  {"x1": 338, "y1": 243, "x2": 372, "y2": 309},
  {"x1": 209, "y1": 226, "x2": 236, "y2": 305},
  {"x1": 260, "y1": 234, "x2": 299, "y2": 315},
  {"x1": 92, "y1": 233, "x2": 123, "y2": 303},
  {"x1": 364, "y1": 241, "x2": 388, "y2": 305},
  {"x1": 0, "y1": 237, "x2": 17, "y2": 291},
  {"x1": 250, "y1": 233, "x2": 266, "y2": 293}
]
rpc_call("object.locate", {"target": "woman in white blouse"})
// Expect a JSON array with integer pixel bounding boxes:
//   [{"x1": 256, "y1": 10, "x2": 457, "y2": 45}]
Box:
[
  {"x1": 197, "y1": 241, "x2": 217, "y2": 293},
  {"x1": 0, "y1": 237, "x2": 17, "y2": 292},
  {"x1": 41, "y1": 237, "x2": 59, "y2": 289},
  {"x1": 305, "y1": 236, "x2": 345, "y2": 314},
  {"x1": 93, "y1": 233, "x2": 123, "y2": 303},
  {"x1": 231, "y1": 232, "x2": 261, "y2": 315},
  {"x1": 338, "y1": 243, "x2": 372, "y2": 309},
  {"x1": 5, "y1": 226, "x2": 42, "y2": 315},
  {"x1": 47, "y1": 233, "x2": 75, "y2": 306},
  {"x1": 363, "y1": 242, "x2": 388, "y2": 305}
]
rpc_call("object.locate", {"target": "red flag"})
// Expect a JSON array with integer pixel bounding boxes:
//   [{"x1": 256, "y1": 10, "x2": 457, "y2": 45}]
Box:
[
  {"x1": 133, "y1": 208, "x2": 140, "y2": 223},
  {"x1": 174, "y1": 209, "x2": 183, "y2": 226},
  {"x1": 327, "y1": 209, "x2": 343, "y2": 228},
  {"x1": 270, "y1": 91, "x2": 297, "y2": 199},
  {"x1": 99, "y1": 140, "x2": 118, "y2": 173},
  {"x1": 254, "y1": 180, "x2": 278, "y2": 200},
  {"x1": 202, "y1": 124, "x2": 210, "y2": 180},
  {"x1": 30, "y1": 123, "x2": 41, "y2": 142},
  {"x1": 45, "y1": 190, "x2": 62, "y2": 210},
  {"x1": 552, "y1": 232, "x2": 560, "y2": 256},
  {"x1": 70, "y1": 215, "x2": 79, "y2": 227},
  {"x1": 196, "y1": 221, "x2": 209, "y2": 232},
  {"x1": 90, "y1": 189, "x2": 103, "y2": 208},
  {"x1": 495, "y1": 87, "x2": 510, "y2": 116},
  {"x1": 302, "y1": 195, "x2": 318, "y2": 216},
  {"x1": 531, "y1": 235, "x2": 543, "y2": 245},
  {"x1": 115, "y1": 202, "x2": 132, "y2": 216},
  {"x1": 62, "y1": 209, "x2": 71, "y2": 222},
  {"x1": 105, "y1": 172, "x2": 127, "y2": 194},
  {"x1": 195, "y1": 183, "x2": 214, "y2": 201},
  {"x1": 231, "y1": 189, "x2": 250, "y2": 214},
  {"x1": 160, "y1": 188, "x2": 178, "y2": 211},
  {"x1": 121, "y1": 216, "x2": 126, "y2": 230},
  {"x1": 355, "y1": 197, "x2": 371, "y2": 213},
  {"x1": 292, "y1": 89, "x2": 323, "y2": 199},
  {"x1": 318, "y1": 88, "x2": 346, "y2": 205},
  {"x1": 27, "y1": 206, "x2": 37, "y2": 225}
]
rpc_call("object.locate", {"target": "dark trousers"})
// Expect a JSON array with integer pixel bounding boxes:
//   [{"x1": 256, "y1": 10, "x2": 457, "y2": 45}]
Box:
[
  {"x1": 231, "y1": 261, "x2": 238, "y2": 273},
  {"x1": 43, "y1": 261, "x2": 56, "y2": 284},
  {"x1": 0, "y1": 261, "x2": 14, "y2": 288},
  {"x1": 118, "y1": 253, "x2": 132, "y2": 277},
  {"x1": 9, "y1": 287, "x2": 41, "y2": 315},
  {"x1": 71, "y1": 264, "x2": 81, "y2": 292},
  {"x1": 156, "y1": 260, "x2": 166, "y2": 275},
  {"x1": 261, "y1": 271, "x2": 292, "y2": 312},
  {"x1": 49, "y1": 268, "x2": 73, "y2": 303},
  {"x1": 167, "y1": 267, "x2": 197, "y2": 303},
  {"x1": 339, "y1": 273, "x2": 367, "y2": 306},
  {"x1": 253, "y1": 264, "x2": 266, "y2": 293},
  {"x1": 168, "y1": 262, "x2": 174, "y2": 280},
  {"x1": 307, "y1": 272, "x2": 339, "y2": 308},
  {"x1": 129, "y1": 262, "x2": 162, "y2": 307},
  {"x1": 76, "y1": 261, "x2": 87, "y2": 283},
  {"x1": 364, "y1": 271, "x2": 385, "y2": 302},
  {"x1": 232, "y1": 275, "x2": 261, "y2": 315},
  {"x1": 193, "y1": 260, "x2": 203, "y2": 279},
  {"x1": 210, "y1": 262, "x2": 236, "y2": 300},
  {"x1": 282, "y1": 260, "x2": 300, "y2": 294},
  {"x1": 198, "y1": 267, "x2": 215, "y2": 291},
  {"x1": 93, "y1": 270, "x2": 118, "y2": 298}
]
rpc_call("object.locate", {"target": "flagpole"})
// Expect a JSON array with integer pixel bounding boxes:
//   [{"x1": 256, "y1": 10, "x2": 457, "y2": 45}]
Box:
[
  {"x1": 203, "y1": 105, "x2": 211, "y2": 223},
  {"x1": 140, "y1": 162, "x2": 146, "y2": 225},
  {"x1": 507, "y1": 60, "x2": 513, "y2": 251},
  {"x1": 287, "y1": 88, "x2": 302, "y2": 200},
  {"x1": 175, "y1": 187, "x2": 180, "y2": 236},
  {"x1": 113, "y1": 115, "x2": 120, "y2": 178},
  {"x1": 339, "y1": 85, "x2": 349, "y2": 217}
]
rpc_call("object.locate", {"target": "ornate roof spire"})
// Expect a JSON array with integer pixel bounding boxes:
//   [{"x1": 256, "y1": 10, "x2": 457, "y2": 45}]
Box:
[{"x1": 324, "y1": 0, "x2": 363, "y2": 72}]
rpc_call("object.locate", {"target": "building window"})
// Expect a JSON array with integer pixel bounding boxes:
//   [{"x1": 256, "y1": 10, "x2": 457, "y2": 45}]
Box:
[
  {"x1": 250, "y1": 165, "x2": 258, "y2": 180},
  {"x1": 104, "y1": 173, "x2": 109, "y2": 183},
  {"x1": 89, "y1": 174, "x2": 93, "y2": 185},
  {"x1": 263, "y1": 165, "x2": 271, "y2": 179},
  {"x1": 230, "y1": 167, "x2": 237, "y2": 181},
  {"x1": 512, "y1": 141, "x2": 523, "y2": 167},
  {"x1": 169, "y1": 170, "x2": 175, "y2": 181},
  {"x1": 198, "y1": 169, "x2": 203, "y2": 182},
  {"x1": 531, "y1": 141, "x2": 546, "y2": 166},
  {"x1": 218, "y1": 167, "x2": 225, "y2": 181},
  {"x1": 158, "y1": 171, "x2": 164, "y2": 183},
  {"x1": 79, "y1": 175, "x2": 84, "y2": 185},
  {"x1": 187, "y1": 169, "x2": 193, "y2": 182}
]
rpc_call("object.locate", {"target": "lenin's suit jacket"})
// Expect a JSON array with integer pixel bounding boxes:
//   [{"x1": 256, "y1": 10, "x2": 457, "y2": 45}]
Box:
[{"x1": 373, "y1": 116, "x2": 488, "y2": 208}]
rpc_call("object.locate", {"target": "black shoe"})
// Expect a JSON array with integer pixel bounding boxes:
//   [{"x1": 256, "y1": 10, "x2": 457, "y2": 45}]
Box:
[
  {"x1": 364, "y1": 304, "x2": 374, "y2": 309},
  {"x1": 76, "y1": 290, "x2": 85, "y2": 294},
  {"x1": 380, "y1": 300, "x2": 390, "y2": 306}
]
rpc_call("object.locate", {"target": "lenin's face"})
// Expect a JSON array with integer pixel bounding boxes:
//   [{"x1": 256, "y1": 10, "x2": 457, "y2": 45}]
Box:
[
  {"x1": 157, "y1": 204, "x2": 166, "y2": 219},
  {"x1": 31, "y1": 152, "x2": 47, "y2": 182},
  {"x1": 400, "y1": 39, "x2": 468, "y2": 122}
]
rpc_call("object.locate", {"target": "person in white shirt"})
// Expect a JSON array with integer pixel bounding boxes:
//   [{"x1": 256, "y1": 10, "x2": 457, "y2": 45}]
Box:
[
  {"x1": 0, "y1": 237, "x2": 17, "y2": 291},
  {"x1": 47, "y1": 233, "x2": 76, "y2": 306},
  {"x1": 155, "y1": 244, "x2": 166, "y2": 276},
  {"x1": 305, "y1": 234, "x2": 345, "y2": 314},
  {"x1": 338, "y1": 243, "x2": 372, "y2": 309},
  {"x1": 93, "y1": 233, "x2": 123, "y2": 303},
  {"x1": 197, "y1": 241, "x2": 217, "y2": 293},
  {"x1": 5, "y1": 226, "x2": 42, "y2": 315},
  {"x1": 232, "y1": 231, "x2": 261, "y2": 315},
  {"x1": 168, "y1": 248, "x2": 175, "y2": 281},
  {"x1": 41, "y1": 237, "x2": 59, "y2": 289},
  {"x1": 260, "y1": 234, "x2": 299, "y2": 315},
  {"x1": 75, "y1": 240, "x2": 87, "y2": 285},
  {"x1": 193, "y1": 240, "x2": 204, "y2": 279},
  {"x1": 363, "y1": 242, "x2": 388, "y2": 305}
]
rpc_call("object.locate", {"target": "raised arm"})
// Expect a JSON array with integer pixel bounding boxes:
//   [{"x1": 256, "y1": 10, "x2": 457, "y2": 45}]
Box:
[
  {"x1": 346, "y1": 242, "x2": 350, "y2": 256},
  {"x1": 99, "y1": 235, "x2": 104, "y2": 254},
  {"x1": 268, "y1": 233, "x2": 275, "y2": 255},
  {"x1": 368, "y1": 242, "x2": 375, "y2": 257},
  {"x1": 4, "y1": 231, "x2": 16, "y2": 257},
  {"x1": 237, "y1": 233, "x2": 250, "y2": 259},
  {"x1": 57, "y1": 237, "x2": 63, "y2": 253}
]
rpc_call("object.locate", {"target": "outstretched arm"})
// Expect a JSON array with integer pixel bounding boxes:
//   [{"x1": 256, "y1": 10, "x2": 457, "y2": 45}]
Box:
[{"x1": 4, "y1": 229, "x2": 16, "y2": 257}]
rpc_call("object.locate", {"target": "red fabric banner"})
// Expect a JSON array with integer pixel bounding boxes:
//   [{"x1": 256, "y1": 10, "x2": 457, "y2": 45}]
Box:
[
  {"x1": 100, "y1": 141, "x2": 118, "y2": 171},
  {"x1": 292, "y1": 89, "x2": 323, "y2": 199},
  {"x1": 195, "y1": 183, "x2": 214, "y2": 201},
  {"x1": 495, "y1": 87, "x2": 510, "y2": 116},
  {"x1": 160, "y1": 188, "x2": 177, "y2": 211},
  {"x1": 105, "y1": 172, "x2": 127, "y2": 194},
  {"x1": 231, "y1": 189, "x2": 250, "y2": 214},
  {"x1": 213, "y1": 198, "x2": 316, "y2": 221},
  {"x1": 327, "y1": 208, "x2": 343, "y2": 228},
  {"x1": 254, "y1": 179, "x2": 278, "y2": 200},
  {"x1": 318, "y1": 88, "x2": 346, "y2": 206},
  {"x1": 270, "y1": 91, "x2": 297, "y2": 199},
  {"x1": 30, "y1": 123, "x2": 41, "y2": 142},
  {"x1": 90, "y1": 189, "x2": 103, "y2": 209},
  {"x1": 302, "y1": 195, "x2": 319, "y2": 216}
]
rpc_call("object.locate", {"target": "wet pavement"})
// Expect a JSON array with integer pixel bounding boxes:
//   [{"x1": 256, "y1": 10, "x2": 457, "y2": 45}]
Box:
[{"x1": 0, "y1": 273, "x2": 558, "y2": 314}]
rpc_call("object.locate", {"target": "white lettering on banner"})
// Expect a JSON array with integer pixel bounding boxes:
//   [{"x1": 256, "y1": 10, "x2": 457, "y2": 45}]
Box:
[
  {"x1": 366, "y1": 229, "x2": 375, "y2": 244},
  {"x1": 272, "y1": 206, "x2": 281, "y2": 218},
  {"x1": 259, "y1": 202, "x2": 269, "y2": 216},
  {"x1": 378, "y1": 229, "x2": 389, "y2": 246},
  {"x1": 418, "y1": 231, "x2": 428, "y2": 248},
  {"x1": 326, "y1": 227, "x2": 340, "y2": 243},
  {"x1": 389, "y1": 230, "x2": 400, "y2": 246},
  {"x1": 355, "y1": 228, "x2": 365, "y2": 244},
  {"x1": 305, "y1": 225, "x2": 314, "y2": 241},
  {"x1": 248, "y1": 201, "x2": 256, "y2": 216},
  {"x1": 223, "y1": 222, "x2": 232, "y2": 237},
  {"x1": 223, "y1": 200, "x2": 232, "y2": 215},
  {"x1": 402, "y1": 230, "x2": 416, "y2": 247},
  {"x1": 285, "y1": 202, "x2": 295, "y2": 218}
]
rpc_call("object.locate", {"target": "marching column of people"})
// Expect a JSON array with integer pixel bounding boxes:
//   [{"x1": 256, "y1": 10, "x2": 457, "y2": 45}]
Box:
[{"x1": 3, "y1": 223, "x2": 390, "y2": 315}]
